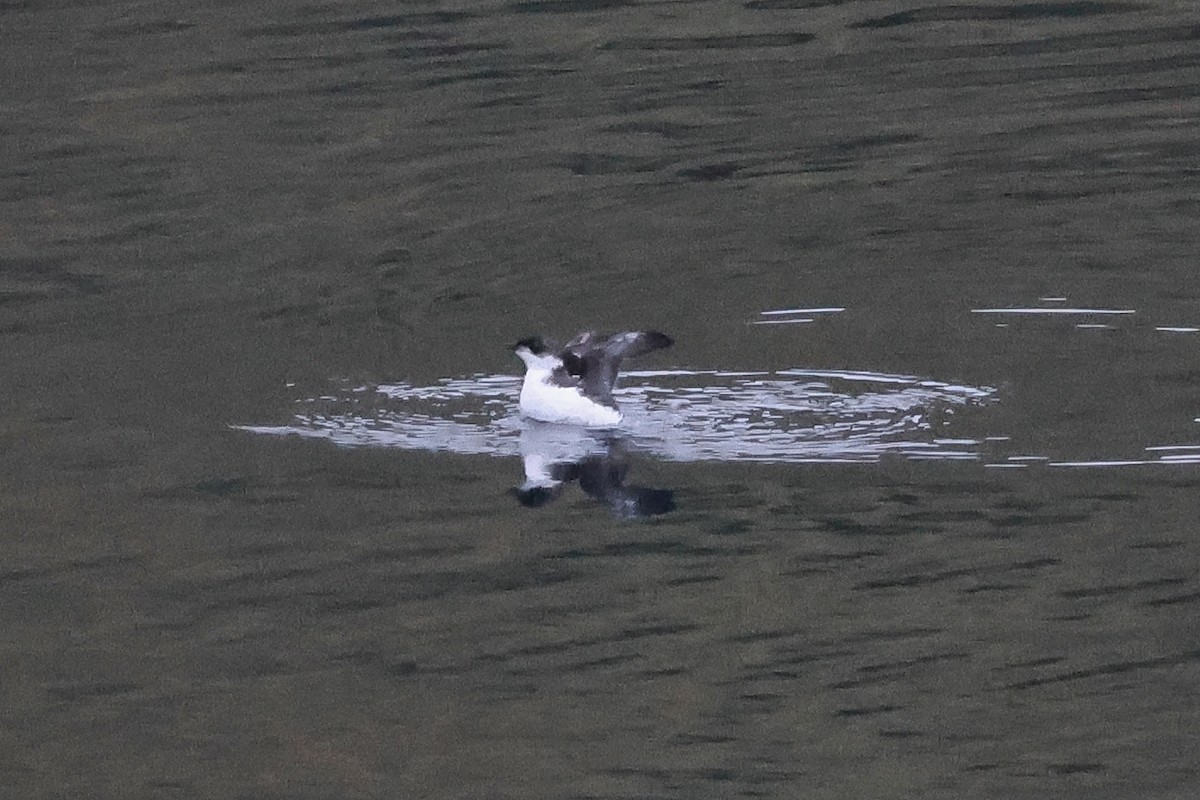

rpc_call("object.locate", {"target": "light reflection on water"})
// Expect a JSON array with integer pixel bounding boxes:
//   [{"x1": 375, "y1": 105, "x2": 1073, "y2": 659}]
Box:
[
  {"x1": 970, "y1": 300, "x2": 1199, "y2": 336},
  {"x1": 238, "y1": 365, "x2": 1200, "y2": 469},
  {"x1": 971, "y1": 307, "x2": 1137, "y2": 315},
  {"x1": 236, "y1": 293, "x2": 1200, "y2": 469},
  {"x1": 240, "y1": 367, "x2": 998, "y2": 464},
  {"x1": 751, "y1": 307, "x2": 844, "y2": 325}
]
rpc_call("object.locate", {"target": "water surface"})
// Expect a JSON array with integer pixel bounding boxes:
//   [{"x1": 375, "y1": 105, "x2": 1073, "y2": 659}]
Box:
[{"x1": 3, "y1": 1, "x2": 1200, "y2": 797}]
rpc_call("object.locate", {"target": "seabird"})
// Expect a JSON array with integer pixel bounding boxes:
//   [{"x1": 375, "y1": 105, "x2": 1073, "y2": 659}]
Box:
[{"x1": 512, "y1": 330, "x2": 673, "y2": 426}]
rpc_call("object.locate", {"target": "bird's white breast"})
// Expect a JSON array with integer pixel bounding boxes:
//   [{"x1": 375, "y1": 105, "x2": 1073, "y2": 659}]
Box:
[{"x1": 519, "y1": 369, "x2": 622, "y2": 427}]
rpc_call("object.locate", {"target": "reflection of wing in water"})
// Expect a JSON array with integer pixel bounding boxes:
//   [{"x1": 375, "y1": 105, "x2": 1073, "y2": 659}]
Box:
[
  {"x1": 236, "y1": 369, "x2": 998, "y2": 464},
  {"x1": 573, "y1": 454, "x2": 676, "y2": 518},
  {"x1": 513, "y1": 426, "x2": 675, "y2": 518}
]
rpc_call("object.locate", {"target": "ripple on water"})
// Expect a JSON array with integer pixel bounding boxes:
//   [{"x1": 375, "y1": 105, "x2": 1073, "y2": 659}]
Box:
[{"x1": 239, "y1": 368, "x2": 998, "y2": 464}]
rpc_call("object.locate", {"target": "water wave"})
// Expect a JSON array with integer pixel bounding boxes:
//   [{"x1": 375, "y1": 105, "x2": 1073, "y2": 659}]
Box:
[{"x1": 238, "y1": 368, "x2": 999, "y2": 464}]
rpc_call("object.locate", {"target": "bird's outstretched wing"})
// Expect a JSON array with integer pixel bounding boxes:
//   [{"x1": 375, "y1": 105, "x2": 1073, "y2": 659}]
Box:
[{"x1": 561, "y1": 330, "x2": 673, "y2": 403}]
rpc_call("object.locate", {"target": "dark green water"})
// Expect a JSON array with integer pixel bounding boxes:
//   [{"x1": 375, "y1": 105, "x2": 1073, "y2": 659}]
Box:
[{"x1": 3, "y1": 1, "x2": 1199, "y2": 797}]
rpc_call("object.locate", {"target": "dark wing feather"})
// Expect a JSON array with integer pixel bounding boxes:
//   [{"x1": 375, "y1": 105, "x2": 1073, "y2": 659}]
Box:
[
  {"x1": 547, "y1": 364, "x2": 580, "y2": 388},
  {"x1": 561, "y1": 330, "x2": 672, "y2": 403}
]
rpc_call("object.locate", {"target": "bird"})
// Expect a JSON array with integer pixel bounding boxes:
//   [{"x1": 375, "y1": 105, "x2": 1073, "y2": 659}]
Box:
[{"x1": 512, "y1": 330, "x2": 673, "y2": 426}]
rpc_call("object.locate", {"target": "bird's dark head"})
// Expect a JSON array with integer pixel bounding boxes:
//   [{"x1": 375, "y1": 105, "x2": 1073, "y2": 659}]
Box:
[{"x1": 512, "y1": 336, "x2": 547, "y2": 355}]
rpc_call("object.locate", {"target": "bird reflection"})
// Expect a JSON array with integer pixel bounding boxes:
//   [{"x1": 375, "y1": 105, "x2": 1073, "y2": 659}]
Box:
[{"x1": 511, "y1": 424, "x2": 675, "y2": 518}]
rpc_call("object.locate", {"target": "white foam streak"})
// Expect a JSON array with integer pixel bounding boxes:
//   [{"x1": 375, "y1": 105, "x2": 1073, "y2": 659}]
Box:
[
  {"x1": 622, "y1": 369, "x2": 768, "y2": 378},
  {"x1": 778, "y1": 368, "x2": 917, "y2": 385},
  {"x1": 760, "y1": 307, "x2": 845, "y2": 315},
  {"x1": 971, "y1": 308, "x2": 1136, "y2": 315},
  {"x1": 1049, "y1": 460, "x2": 1154, "y2": 467}
]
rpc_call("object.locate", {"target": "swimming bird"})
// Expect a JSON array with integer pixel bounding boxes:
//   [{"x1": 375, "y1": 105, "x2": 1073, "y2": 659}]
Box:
[{"x1": 512, "y1": 330, "x2": 673, "y2": 426}]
